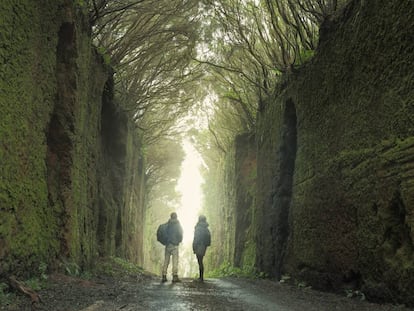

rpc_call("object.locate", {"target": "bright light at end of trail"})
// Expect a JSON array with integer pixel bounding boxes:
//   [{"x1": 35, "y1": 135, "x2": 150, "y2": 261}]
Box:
[{"x1": 176, "y1": 140, "x2": 203, "y2": 245}]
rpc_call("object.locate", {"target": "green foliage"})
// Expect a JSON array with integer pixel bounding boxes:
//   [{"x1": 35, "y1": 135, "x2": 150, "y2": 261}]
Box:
[
  {"x1": 61, "y1": 257, "x2": 145, "y2": 279},
  {"x1": 38, "y1": 262, "x2": 48, "y2": 279},
  {"x1": 75, "y1": 0, "x2": 86, "y2": 7},
  {"x1": 206, "y1": 262, "x2": 266, "y2": 279},
  {"x1": 111, "y1": 257, "x2": 144, "y2": 275},
  {"x1": 241, "y1": 240, "x2": 256, "y2": 267},
  {"x1": 21, "y1": 262, "x2": 49, "y2": 291},
  {"x1": 93, "y1": 257, "x2": 144, "y2": 277},
  {"x1": 62, "y1": 259, "x2": 92, "y2": 279},
  {"x1": 195, "y1": 0, "x2": 325, "y2": 146},
  {"x1": 296, "y1": 49, "x2": 315, "y2": 66},
  {"x1": 74, "y1": 0, "x2": 89, "y2": 15},
  {"x1": 24, "y1": 278, "x2": 43, "y2": 291},
  {"x1": 91, "y1": 0, "x2": 203, "y2": 145},
  {"x1": 64, "y1": 261, "x2": 81, "y2": 277},
  {"x1": 96, "y1": 46, "x2": 111, "y2": 65},
  {"x1": 145, "y1": 137, "x2": 185, "y2": 205},
  {"x1": 0, "y1": 282, "x2": 14, "y2": 306}
]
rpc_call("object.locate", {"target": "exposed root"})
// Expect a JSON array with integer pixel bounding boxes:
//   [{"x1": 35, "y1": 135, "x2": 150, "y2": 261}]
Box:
[{"x1": 8, "y1": 275, "x2": 41, "y2": 309}]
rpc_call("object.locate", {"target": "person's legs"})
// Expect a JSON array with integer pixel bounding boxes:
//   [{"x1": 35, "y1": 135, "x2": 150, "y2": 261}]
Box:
[
  {"x1": 171, "y1": 245, "x2": 179, "y2": 275},
  {"x1": 196, "y1": 254, "x2": 204, "y2": 281},
  {"x1": 162, "y1": 246, "x2": 171, "y2": 282},
  {"x1": 171, "y1": 245, "x2": 181, "y2": 282}
]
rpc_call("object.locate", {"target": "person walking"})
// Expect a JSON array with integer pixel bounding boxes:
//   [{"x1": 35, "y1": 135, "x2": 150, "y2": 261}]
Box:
[
  {"x1": 161, "y1": 212, "x2": 183, "y2": 283},
  {"x1": 192, "y1": 215, "x2": 211, "y2": 282}
]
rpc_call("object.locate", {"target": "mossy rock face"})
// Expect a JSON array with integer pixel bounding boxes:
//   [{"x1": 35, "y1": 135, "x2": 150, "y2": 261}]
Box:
[
  {"x1": 0, "y1": 1, "x2": 145, "y2": 278},
  {"x1": 256, "y1": 0, "x2": 414, "y2": 305},
  {"x1": 203, "y1": 133, "x2": 257, "y2": 272},
  {"x1": 234, "y1": 134, "x2": 257, "y2": 268},
  {"x1": 0, "y1": 0, "x2": 64, "y2": 276}
]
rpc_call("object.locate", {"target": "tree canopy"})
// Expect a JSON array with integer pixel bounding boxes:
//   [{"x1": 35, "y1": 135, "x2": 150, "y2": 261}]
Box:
[
  {"x1": 81, "y1": 0, "x2": 349, "y2": 211},
  {"x1": 83, "y1": 0, "x2": 347, "y2": 153},
  {"x1": 190, "y1": 0, "x2": 346, "y2": 159},
  {"x1": 87, "y1": 0, "x2": 203, "y2": 145}
]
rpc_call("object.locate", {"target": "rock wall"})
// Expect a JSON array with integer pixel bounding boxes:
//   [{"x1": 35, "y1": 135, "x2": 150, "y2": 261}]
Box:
[
  {"x1": 203, "y1": 151, "x2": 235, "y2": 269},
  {"x1": 233, "y1": 134, "x2": 257, "y2": 268},
  {"x1": 256, "y1": 97, "x2": 297, "y2": 279},
  {"x1": 256, "y1": 0, "x2": 414, "y2": 304},
  {"x1": 204, "y1": 134, "x2": 256, "y2": 272},
  {"x1": 0, "y1": 0, "x2": 145, "y2": 277}
]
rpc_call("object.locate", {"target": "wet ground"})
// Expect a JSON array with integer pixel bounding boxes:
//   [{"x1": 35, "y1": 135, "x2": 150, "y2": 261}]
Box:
[{"x1": 2, "y1": 273, "x2": 413, "y2": 311}]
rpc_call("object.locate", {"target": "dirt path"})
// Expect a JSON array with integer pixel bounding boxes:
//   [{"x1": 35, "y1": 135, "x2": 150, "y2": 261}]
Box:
[{"x1": 2, "y1": 274, "x2": 412, "y2": 311}]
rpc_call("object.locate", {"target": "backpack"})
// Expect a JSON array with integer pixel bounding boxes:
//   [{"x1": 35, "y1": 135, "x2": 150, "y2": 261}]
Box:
[{"x1": 157, "y1": 222, "x2": 169, "y2": 245}]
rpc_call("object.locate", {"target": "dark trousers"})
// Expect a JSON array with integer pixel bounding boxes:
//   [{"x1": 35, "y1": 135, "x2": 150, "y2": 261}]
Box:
[{"x1": 196, "y1": 254, "x2": 204, "y2": 280}]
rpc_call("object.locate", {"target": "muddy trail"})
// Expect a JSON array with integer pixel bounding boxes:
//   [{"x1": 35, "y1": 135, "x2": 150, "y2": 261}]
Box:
[{"x1": 2, "y1": 271, "x2": 413, "y2": 311}]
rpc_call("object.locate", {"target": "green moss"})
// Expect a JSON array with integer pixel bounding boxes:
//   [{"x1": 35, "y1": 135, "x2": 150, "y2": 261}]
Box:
[
  {"x1": 0, "y1": 282, "x2": 15, "y2": 306},
  {"x1": 206, "y1": 261, "x2": 263, "y2": 279},
  {"x1": 1, "y1": 0, "x2": 146, "y2": 280},
  {"x1": 97, "y1": 46, "x2": 111, "y2": 65},
  {"x1": 241, "y1": 241, "x2": 256, "y2": 267},
  {"x1": 295, "y1": 49, "x2": 315, "y2": 66},
  {"x1": 0, "y1": 0, "x2": 64, "y2": 276},
  {"x1": 92, "y1": 257, "x2": 144, "y2": 278}
]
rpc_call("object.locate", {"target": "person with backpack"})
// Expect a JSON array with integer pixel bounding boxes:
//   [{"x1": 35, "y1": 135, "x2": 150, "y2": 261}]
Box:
[
  {"x1": 192, "y1": 215, "x2": 211, "y2": 282},
  {"x1": 160, "y1": 212, "x2": 183, "y2": 283}
]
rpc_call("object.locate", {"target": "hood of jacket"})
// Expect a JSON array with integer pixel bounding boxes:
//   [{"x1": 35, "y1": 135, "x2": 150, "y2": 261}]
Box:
[
  {"x1": 168, "y1": 218, "x2": 180, "y2": 225},
  {"x1": 195, "y1": 221, "x2": 209, "y2": 229}
]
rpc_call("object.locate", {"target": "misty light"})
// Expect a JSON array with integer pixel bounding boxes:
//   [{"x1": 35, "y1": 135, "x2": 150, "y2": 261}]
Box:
[
  {"x1": 176, "y1": 139, "x2": 204, "y2": 245},
  {"x1": 175, "y1": 139, "x2": 205, "y2": 277}
]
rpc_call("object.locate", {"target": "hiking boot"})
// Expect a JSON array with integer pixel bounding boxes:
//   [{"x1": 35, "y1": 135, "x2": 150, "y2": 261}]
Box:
[
  {"x1": 161, "y1": 275, "x2": 167, "y2": 283},
  {"x1": 172, "y1": 275, "x2": 181, "y2": 283}
]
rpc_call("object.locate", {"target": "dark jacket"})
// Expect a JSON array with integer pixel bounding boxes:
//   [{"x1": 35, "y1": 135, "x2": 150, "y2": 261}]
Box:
[
  {"x1": 167, "y1": 218, "x2": 183, "y2": 246},
  {"x1": 192, "y1": 221, "x2": 211, "y2": 256}
]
